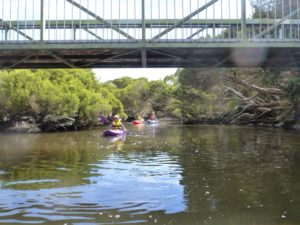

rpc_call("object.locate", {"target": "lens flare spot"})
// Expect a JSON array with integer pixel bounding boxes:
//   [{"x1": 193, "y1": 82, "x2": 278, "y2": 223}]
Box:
[{"x1": 231, "y1": 48, "x2": 268, "y2": 67}]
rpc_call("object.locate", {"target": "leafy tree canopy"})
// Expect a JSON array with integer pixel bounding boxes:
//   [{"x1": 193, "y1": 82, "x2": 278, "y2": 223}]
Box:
[{"x1": 0, "y1": 69, "x2": 125, "y2": 125}]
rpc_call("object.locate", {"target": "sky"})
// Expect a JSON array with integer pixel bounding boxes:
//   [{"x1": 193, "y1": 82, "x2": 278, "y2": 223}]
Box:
[{"x1": 93, "y1": 68, "x2": 178, "y2": 82}]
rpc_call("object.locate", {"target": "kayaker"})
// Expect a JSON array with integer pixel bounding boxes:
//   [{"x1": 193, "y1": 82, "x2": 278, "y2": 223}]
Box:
[
  {"x1": 149, "y1": 111, "x2": 156, "y2": 121},
  {"x1": 110, "y1": 115, "x2": 126, "y2": 131},
  {"x1": 136, "y1": 114, "x2": 141, "y2": 120},
  {"x1": 135, "y1": 113, "x2": 144, "y2": 121}
]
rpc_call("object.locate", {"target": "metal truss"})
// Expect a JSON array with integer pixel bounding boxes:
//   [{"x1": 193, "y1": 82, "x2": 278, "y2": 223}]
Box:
[{"x1": 1, "y1": 0, "x2": 300, "y2": 68}]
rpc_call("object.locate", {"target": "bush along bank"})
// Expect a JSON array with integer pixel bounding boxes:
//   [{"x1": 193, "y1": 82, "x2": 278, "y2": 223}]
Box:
[{"x1": 0, "y1": 69, "x2": 125, "y2": 133}]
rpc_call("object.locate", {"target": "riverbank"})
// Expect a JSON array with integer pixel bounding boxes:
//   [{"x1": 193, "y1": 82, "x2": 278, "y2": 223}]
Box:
[
  {"x1": 0, "y1": 115, "x2": 88, "y2": 133},
  {"x1": 1, "y1": 115, "x2": 300, "y2": 134}
]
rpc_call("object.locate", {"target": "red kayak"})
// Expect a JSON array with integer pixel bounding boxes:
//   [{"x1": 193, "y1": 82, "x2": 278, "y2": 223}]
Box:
[
  {"x1": 103, "y1": 129, "x2": 126, "y2": 137},
  {"x1": 132, "y1": 120, "x2": 143, "y2": 125}
]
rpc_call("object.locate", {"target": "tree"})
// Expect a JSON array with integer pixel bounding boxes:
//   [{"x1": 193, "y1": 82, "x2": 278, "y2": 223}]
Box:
[
  {"x1": 250, "y1": 0, "x2": 300, "y2": 38},
  {"x1": 175, "y1": 68, "x2": 226, "y2": 123},
  {"x1": 0, "y1": 69, "x2": 126, "y2": 131},
  {"x1": 250, "y1": 0, "x2": 299, "y2": 18},
  {"x1": 284, "y1": 76, "x2": 300, "y2": 121},
  {"x1": 114, "y1": 78, "x2": 151, "y2": 117}
]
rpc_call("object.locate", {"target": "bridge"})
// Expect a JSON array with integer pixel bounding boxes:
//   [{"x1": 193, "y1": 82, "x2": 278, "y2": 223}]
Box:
[{"x1": 1, "y1": 0, "x2": 300, "y2": 69}]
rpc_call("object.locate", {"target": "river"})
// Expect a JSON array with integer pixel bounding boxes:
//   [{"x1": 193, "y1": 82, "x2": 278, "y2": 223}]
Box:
[{"x1": 0, "y1": 123, "x2": 299, "y2": 225}]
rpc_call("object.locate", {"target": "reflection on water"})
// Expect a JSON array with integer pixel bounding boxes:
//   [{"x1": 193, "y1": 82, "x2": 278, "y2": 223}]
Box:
[
  {"x1": 105, "y1": 135, "x2": 127, "y2": 151},
  {"x1": 0, "y1": 123, "x2": 300, "y2": 225}
]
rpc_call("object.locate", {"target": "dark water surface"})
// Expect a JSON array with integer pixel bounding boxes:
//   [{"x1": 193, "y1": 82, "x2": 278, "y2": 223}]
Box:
[{"x1": 0, "y1": 123, "x2": 299, "y2": 225}]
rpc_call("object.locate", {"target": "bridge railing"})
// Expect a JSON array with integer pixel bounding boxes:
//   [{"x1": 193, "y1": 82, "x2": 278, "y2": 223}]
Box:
[{"x1": 1, "y1": 0, "x2": 300, "y2": 43}]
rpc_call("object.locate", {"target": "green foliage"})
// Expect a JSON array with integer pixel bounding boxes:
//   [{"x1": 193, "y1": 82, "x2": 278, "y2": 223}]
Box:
[
  {"x1": 102, "y1": 75, "x2": 180, "y2": 118},
  {"x1": 163, "y1": 73, "x2": 179, "y2": 86},
  {"x1": 1, "y1": 67, "x2": 295, "y2": 127},
  {"x1": 175, "y1": 68, "x2": 226, "y2": 121},
  {"x1": 115, "y1": 78, "x2": 151, "y2": 116},
  {"x1": 261, "y1": 69, "x2": 281, "y2": 86},
  {"x1": 284, "y1": 77, "x2": 300, "y2": 102},
  {"x1": 97, "y1": 86, "x2": 125, "y2": 118},
  {"x1": 110, "y1": 76, "x2": 135, "y2": 89},
  {"x1": 0, "y1": 69, "x2": 125, "y2": 125}
]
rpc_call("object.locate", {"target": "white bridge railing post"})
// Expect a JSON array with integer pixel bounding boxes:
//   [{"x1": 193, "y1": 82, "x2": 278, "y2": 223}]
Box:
[
  {"x1": 40, "y1": 0, "x2": 45, "y2": 41},
  {"x1": 241, "y1": 0, "x2": 247, "y2": 42}
]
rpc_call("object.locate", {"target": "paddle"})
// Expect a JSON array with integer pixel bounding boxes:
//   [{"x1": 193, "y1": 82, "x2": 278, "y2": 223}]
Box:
[{"x1": 99, "y1": 115, "x2": 110, "y2": 124}]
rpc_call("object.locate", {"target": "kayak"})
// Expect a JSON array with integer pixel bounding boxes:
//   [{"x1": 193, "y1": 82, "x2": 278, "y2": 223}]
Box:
[
  {"x1": 132, "y1": 120, "x2": 143, "y2": 125},
  {"x1": 147, "y1": 119, "x2": 158, "y2": 124},
  {"x1": 103, "y1": 129, "x2": 126, "y2": 137}
]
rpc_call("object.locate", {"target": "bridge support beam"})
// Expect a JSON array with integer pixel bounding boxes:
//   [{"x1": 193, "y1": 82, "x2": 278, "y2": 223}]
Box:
[
  {"x1": 141, "y1": 49, "x2": 147, "y2": 68},
  {"x1": 141, "y1": 0, "x2": 147, "y2": 67},
  {"x1": 187, "y1": 28, "x2": 206, "y2": 40},
  {"x1": 0, "y1": 19, "x2": 33, "y2": 40},
  {"x1": 142, "y1": 0, "x2": 146, "y2": 41},
  {"x1": 49, "y1": 52, "x2": 75, "y2": 68},
  {"x1": 148, "y1": 50, "x2": 204, "y2": 67},
  {"x1": 82, "y1": 50, "x2": 137, "y2": 68},
  {"x1": 151, "y1": 0, "x2": 219, "y2": 40},
  {"x1": 6, "y1": 53, "x2": 36, "y2": 69},
  {"x1": 66, "y1": 0, "x2": 136, "y2": 40},
  {"x1": 5, "y1": 28, "x2": 8, "y2": 41},
  {"x1": 82, "y1": 27, "x2": 103, "y2": 40},
  {"x1": 73, "y1": 28, "x2": 76, "y2": 40}
]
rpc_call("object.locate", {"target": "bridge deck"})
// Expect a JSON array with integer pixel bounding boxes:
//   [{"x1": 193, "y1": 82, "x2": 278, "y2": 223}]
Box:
[
  {"x1": 1, "y1": 0, "x2": 300, "y2": 68},
  {"x1": 1, "y1": 42, "x2": 299, "y2": 69}
]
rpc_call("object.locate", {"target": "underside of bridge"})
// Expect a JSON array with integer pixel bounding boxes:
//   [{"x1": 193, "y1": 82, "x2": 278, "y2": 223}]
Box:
[{"x1": 1, "y1": 42, "x2": 300, "y2": 69}]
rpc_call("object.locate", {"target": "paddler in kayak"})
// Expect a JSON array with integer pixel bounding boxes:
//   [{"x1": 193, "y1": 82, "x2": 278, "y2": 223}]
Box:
[
  {"x1": 132, "y1": 113, "x2": 144, "y2": 125},
  {"x1": 110, "y1": 115, "x2": 126, "y2": 131},
  {"x1": 135, "y1": 113, "x2": 143, "y2": 121},
  {"x1": 147, "y1": 111, "x2": 158, "y2": 124},
  {"x1": 149, "y1": 111, "x2": 156, "y2": 121}
]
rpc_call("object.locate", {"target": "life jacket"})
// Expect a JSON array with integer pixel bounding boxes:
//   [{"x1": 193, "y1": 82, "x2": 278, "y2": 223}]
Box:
[{"x1": 112, "y1": 120, "x2": 122, "y2": 129}]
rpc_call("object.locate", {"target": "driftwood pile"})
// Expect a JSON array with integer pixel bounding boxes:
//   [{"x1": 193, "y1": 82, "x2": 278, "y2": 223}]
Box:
[{"x1": 220, "y1": 74, "x2": 296, "y2": 127}]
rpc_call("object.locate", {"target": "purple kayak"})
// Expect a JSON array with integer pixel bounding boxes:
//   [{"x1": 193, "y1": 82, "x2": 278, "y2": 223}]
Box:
[{"x1": 103, "y1": 129, "x2": 126, "y2": 137}]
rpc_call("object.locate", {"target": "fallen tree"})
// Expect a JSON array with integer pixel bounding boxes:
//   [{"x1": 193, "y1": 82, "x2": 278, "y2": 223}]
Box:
[{"x1": 221, "y1": 72, "x2": 295, "y2": 127}]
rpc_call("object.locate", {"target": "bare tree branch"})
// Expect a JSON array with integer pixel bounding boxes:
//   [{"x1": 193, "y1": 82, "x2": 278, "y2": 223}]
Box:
[
  {"x1": 226, "y1": 75, "x2": 285, "y2": 96},
  {"x1": 224, "y1": 86, "x2": 256, "y2": 104}
]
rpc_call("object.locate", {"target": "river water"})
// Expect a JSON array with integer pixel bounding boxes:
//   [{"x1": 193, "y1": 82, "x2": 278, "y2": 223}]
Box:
[{"x1": 0, "y1": 123, "x2": 299, "y2": 225}]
